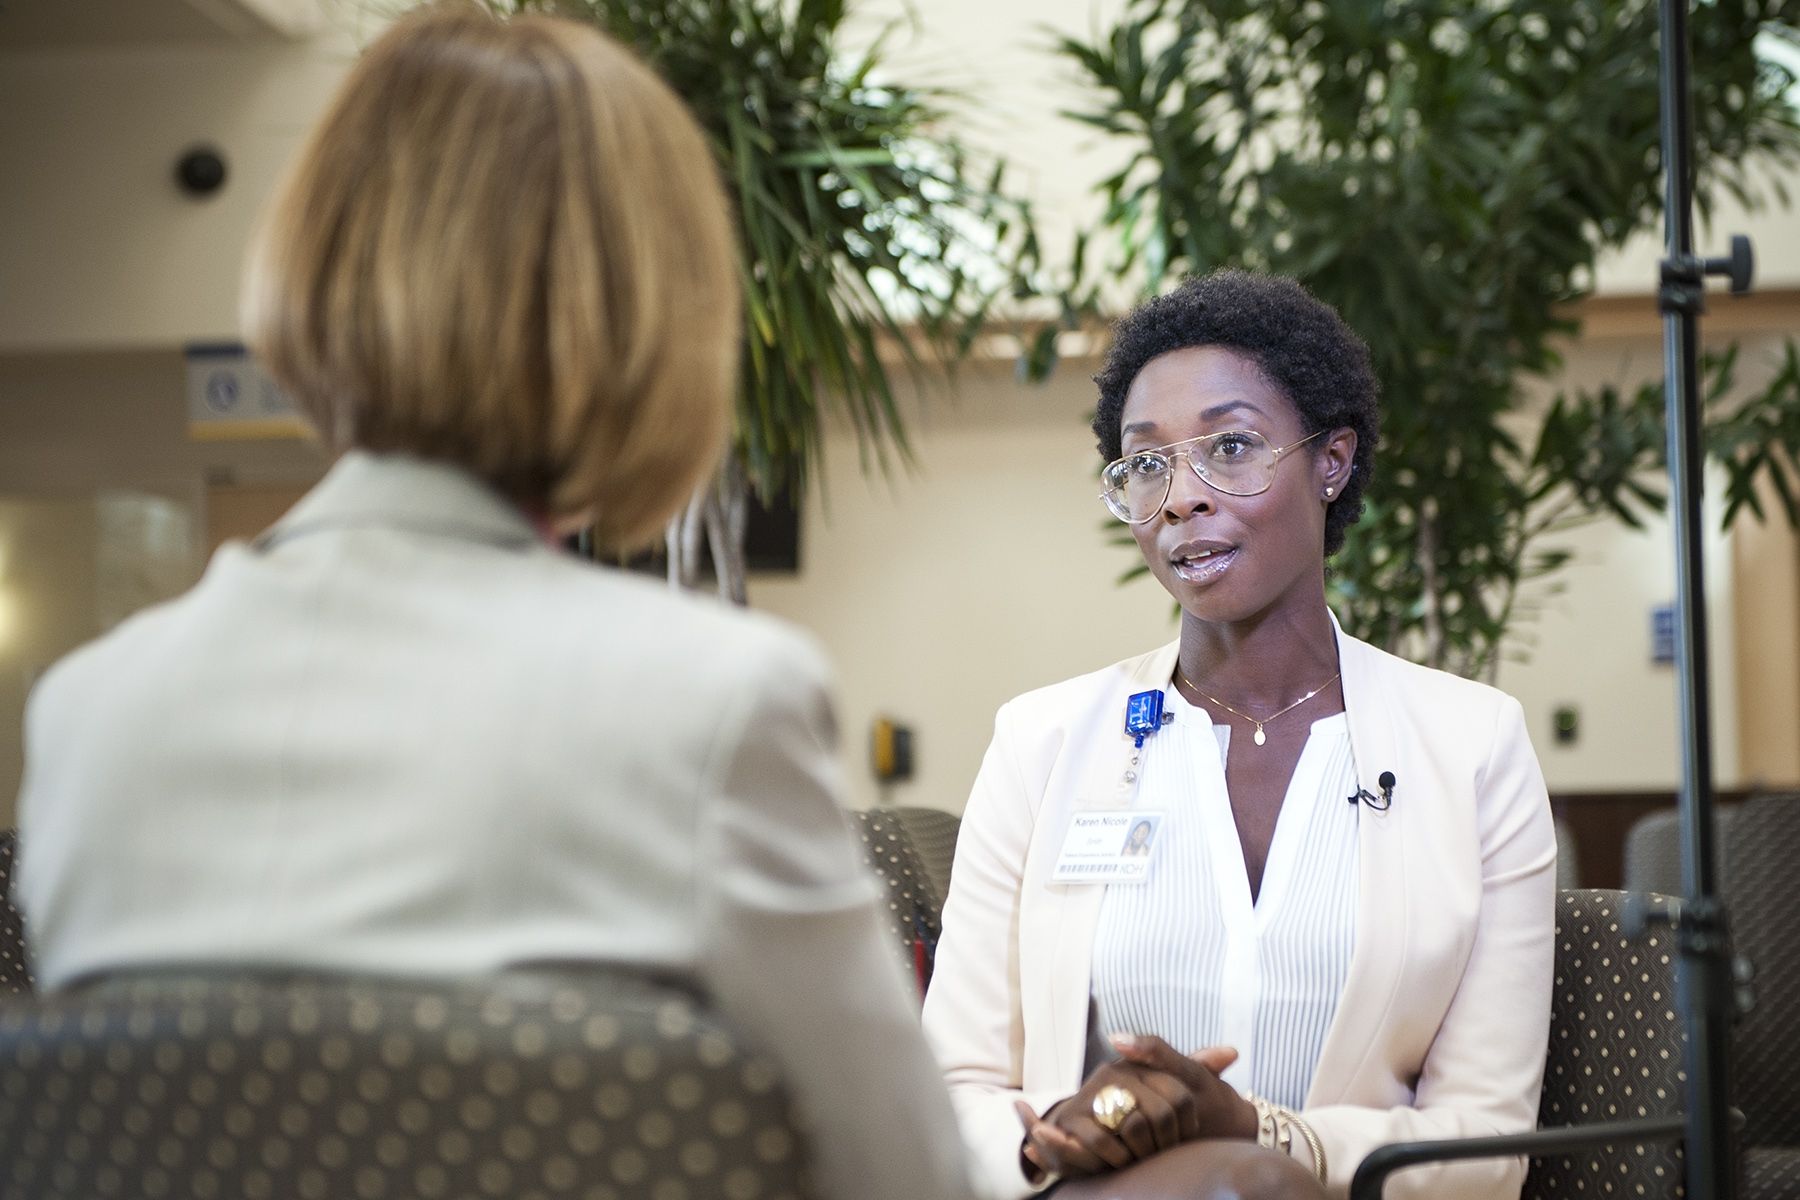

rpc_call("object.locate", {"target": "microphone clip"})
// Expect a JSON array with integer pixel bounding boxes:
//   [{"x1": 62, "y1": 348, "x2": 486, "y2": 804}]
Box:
[{"x1": 1348, "y1": 771, "x2": 1397, "y2": 811}]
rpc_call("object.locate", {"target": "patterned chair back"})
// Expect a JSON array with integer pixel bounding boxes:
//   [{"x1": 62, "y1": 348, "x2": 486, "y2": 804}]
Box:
[
  {"x1": 1524, "y1": 889, "x2": 1688, "y2": 1199},
  {"x1": 850, "y1": 809, "x2": 942, "y2": 995},
  {"x1": 0, "y1": 831, "x2": 31, "y2": 995},
  {"x1": 1623, "y1": 806, "x2": 1738, "y2": 897},
  {"x1": 1726, "y1": 794, "x2": 1800, "y2": 1173},
  {"x1": 1621, "y1": 809, "x2": 1678, "y2": 897},
  {"x1": 891, "y1": 807, "x2": 961, "y2": 911},
  {"x1": 0, "y1": 970, "x2": 816, "y2": 1200},
  {"x1": 1552, "y1": 817, "x2": 1581, "y2": 890}
]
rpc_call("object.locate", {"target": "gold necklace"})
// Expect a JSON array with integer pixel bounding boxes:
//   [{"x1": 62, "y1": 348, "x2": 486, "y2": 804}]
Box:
[{"x1": 1176, "y1": 670, "x2": 1341, "y2": 747}]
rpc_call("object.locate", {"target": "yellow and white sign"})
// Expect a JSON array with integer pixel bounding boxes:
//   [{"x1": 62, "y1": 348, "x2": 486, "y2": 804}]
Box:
[{"x1": 185, "y1": 344, "x2": 308, "y2": 441}]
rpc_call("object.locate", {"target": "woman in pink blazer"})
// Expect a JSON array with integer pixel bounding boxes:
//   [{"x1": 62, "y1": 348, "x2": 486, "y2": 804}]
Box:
[{"x1": 922, "y1": 271, "x2": 1555, "y2": 1200}]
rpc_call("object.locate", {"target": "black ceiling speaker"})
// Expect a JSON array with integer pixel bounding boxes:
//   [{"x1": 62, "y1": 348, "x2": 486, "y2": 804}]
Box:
[{"x1": 175, "y1": 146, "x2": 228, "y2": 198}]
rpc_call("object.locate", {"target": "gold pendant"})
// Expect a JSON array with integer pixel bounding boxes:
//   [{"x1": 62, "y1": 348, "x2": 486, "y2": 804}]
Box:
[{"x1": 1253, "y1": 724, "x2": 1267, "y2": 746}]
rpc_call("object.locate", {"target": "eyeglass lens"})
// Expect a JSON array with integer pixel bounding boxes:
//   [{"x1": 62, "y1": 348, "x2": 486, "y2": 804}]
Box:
[{"x1": 1102, "y1": 431, "x2": 1279, "y2": 521}]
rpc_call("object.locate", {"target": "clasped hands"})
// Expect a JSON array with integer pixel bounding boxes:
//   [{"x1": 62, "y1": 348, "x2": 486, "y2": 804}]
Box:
[{"x1": 1013, "y1": 1034, "x2": 1259, "y2": 1181}]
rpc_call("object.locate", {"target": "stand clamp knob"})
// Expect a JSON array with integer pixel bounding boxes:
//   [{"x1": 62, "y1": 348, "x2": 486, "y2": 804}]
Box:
[{"x1": 1703, "y1": 234, "x2": 1754, "y2": 295}]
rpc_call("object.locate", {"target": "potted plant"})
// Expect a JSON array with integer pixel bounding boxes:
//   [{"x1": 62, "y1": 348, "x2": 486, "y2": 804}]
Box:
[
  {"x1": 475, "y1": 0, "x2": 1040, "y2": 601},
  {"x1": 1057, "y1": 0, "x2": 1800, "y2": 677}
]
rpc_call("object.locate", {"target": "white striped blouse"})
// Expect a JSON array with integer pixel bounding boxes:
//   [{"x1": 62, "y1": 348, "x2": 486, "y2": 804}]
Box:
[{"x1": 1089, "y1": 691, "x2": 1360, "y2": 1110}]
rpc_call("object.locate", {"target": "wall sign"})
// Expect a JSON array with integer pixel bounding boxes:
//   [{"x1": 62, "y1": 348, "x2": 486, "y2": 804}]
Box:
[
  {"x1": 1651, "y1": 604, "x2": 1677, "y2": 665},
  {"x1": 185, "y1": 343, "x2": 307, "y2": 440}
]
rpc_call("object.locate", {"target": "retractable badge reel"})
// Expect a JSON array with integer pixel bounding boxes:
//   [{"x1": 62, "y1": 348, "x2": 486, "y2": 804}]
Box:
[
  {"x1": 1046, "y1": 690, "x2": 1174, "y2": 883},
  {"x1": 1125, "y1": 690, "x2": 1164, "y2": 748},
  {"x1": 1120, "y1": 689, "x2": 1170, "y2": 789}
]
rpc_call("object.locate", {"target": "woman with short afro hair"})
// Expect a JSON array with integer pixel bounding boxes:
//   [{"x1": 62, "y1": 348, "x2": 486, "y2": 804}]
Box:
[
  {"x1": 1091, "y1": 271, "x2": 1380, "y2": 557},
  {"x1": 924, "y1": 270, "x2": 1556, "y2": 1200}
]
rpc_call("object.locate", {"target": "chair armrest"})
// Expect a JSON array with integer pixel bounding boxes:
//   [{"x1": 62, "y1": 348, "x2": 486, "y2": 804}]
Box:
[{"x1": 1348, "y1": 1116, "x2": 1687, "y2": 1200}]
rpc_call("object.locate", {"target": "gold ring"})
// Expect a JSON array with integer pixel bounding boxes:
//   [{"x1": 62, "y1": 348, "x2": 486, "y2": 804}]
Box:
[{"x1": 1091, "y1": 1084, "x2": 1138, "y2": 1132}]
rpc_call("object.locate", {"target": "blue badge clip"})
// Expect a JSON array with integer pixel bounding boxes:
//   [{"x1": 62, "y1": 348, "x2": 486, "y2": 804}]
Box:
[{"x1": 1124, "y1": 689, "x2": 1166, "y2": 748}]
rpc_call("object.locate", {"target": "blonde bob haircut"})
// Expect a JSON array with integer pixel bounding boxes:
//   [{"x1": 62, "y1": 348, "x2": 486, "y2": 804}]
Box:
[{"x1": 242, "y1": 2, "x2": 739, "y2": 547}]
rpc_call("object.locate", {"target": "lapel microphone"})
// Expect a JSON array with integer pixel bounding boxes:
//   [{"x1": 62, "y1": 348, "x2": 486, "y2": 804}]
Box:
[{"x1": 1348, "y1": 771, "x2": 1397, "y2": 811}]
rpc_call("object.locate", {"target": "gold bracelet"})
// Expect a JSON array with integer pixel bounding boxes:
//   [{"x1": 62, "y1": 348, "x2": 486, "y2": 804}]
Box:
[
  {"x1": 1284, "y1": 1108, "x2": 1328, "y2": 1183},
  {"x1": 1250, "y1": 1095, "x2": 1279, "y2": 1149},
  {"x1": 1247, "y1": 1095, "x2": 1327, "y2": 1184}
]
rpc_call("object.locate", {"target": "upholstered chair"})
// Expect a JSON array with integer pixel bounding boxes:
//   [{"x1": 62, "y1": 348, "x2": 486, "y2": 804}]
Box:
[
  {"x1": 0, "y1": 970, "x2": 816, "y2": 1200},
  {"x1": 1623, "y1": 806, "x2": 1738, "y2": 897},
  {"x1": 849, "y1": 809, "x2": 942, "y2": 996},
  {"x1": 1354, "y1": 889, "x2": 1689, "y2": 1199},
  {"x1": 0, "y1": 830, "x2": 32, "y2": 996},
  {"x1": 890, "y1": 808, "x2": 961, "y2": 912},
  {"x1": 1725, "y1": 793, "x2": 1800, "y2": 1200}
]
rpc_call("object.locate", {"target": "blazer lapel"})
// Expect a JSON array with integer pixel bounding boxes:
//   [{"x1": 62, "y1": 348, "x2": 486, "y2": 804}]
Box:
[
  {"x1": 1035, "y1": 639, "x2": 1183, "y2": 1086},
  {"x1": 1306, "y1": 619, "x2": 1411, "y2": 1105},
  {"x1": 1027, "y1": 626, "x2": 1415, "y2": 1098}
]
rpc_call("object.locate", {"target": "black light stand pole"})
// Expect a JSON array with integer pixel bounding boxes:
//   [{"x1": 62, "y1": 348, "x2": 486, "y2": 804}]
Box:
[
  {"x1": 1651, "y1": 0, "x2": 1753, "y2": 1196},
  {"x1": 1347, "y1": 11, "x2": 1757, "y2": 1198}
]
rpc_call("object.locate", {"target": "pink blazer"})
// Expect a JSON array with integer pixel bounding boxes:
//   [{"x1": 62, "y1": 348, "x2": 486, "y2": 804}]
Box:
[{"x1": 921, "y1": 619, "x2": 1556, "y2": 1200}]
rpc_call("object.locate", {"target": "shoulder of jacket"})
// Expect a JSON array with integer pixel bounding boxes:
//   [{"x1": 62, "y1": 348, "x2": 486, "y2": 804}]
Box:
[
  {"x1": 1340, "y1": 631, "x2": 1518, "y2": 722},
  {"x1": 25, "y1": 585, "x2": 193, "y2": 711}
]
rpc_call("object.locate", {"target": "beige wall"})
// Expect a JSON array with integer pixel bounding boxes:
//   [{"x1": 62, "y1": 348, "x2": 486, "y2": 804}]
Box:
[
  {"x1": 0, "y1": 33, "x2": 364, "y2": 353},
  {"x1": 0, "y1": 351, "x2": 327, "y2": 504},
  {"x1": 1733, "y1": 478, "x2": 1800, "y2": 787},
  {"x1": 1489, "y1": 491, "x2": 1742, "y2": 793}
]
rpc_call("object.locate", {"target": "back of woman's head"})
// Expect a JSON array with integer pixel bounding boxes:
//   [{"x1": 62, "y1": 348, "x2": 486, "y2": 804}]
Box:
[{"x1": 242, "y1": 2, "x2": 738, "y2": 547}]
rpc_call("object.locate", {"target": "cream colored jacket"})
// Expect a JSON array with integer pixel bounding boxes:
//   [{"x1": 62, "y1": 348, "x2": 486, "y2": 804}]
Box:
[
  {"x1": 16, "y1": 451, "x2": 972, "y2": 1200},
  {"x1": 921, "y1": 625, "x2": 1556, "y2": 1200}
]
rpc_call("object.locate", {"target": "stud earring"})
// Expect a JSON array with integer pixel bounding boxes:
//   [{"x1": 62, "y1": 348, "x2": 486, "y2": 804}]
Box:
[{"x1": 1324, "y1": 487, "x2": 1335, "y2": 498}]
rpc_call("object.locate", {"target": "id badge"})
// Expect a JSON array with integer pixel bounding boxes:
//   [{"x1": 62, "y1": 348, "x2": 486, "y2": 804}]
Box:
[{"x1": 1051, "y1": 810, "x2": 1165, "y2": 883}]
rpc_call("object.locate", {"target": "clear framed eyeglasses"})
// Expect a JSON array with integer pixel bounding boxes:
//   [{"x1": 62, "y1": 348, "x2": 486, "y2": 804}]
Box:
[{"x1": 1100, "y1": 428, "x2": 1326, "y2": 524}]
